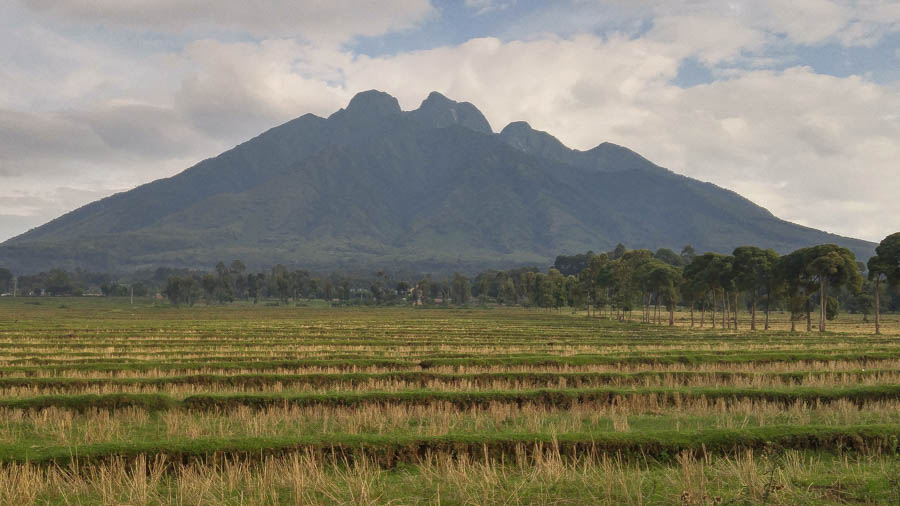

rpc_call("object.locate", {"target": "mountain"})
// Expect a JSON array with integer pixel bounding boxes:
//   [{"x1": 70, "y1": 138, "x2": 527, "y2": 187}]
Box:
[{"x1": 0, "y1": 90, "x2": 875, "y2": 273}]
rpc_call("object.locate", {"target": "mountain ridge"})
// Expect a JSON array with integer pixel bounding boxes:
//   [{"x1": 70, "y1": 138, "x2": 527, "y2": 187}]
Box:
[{"x1": 0, "y1": 89, "x2": 874, "y2": 273}]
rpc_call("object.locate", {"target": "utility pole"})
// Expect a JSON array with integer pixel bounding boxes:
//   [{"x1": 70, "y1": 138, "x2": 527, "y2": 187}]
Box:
[
  {"x1": 12, "y1": 277, "x2": 16, "y2": 298},
  {"x1": 130, "y1": 285, "x2": 134, "y2": 305}
]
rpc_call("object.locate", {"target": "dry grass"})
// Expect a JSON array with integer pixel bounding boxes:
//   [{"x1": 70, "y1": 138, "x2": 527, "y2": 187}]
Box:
[{"x1": 0, "y1": 448, "x2": 896, "y2": 504}]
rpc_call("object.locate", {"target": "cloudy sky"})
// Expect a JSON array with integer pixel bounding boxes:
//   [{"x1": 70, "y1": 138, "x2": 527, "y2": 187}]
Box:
[{"x1": 1, "y1": 0, "x2": 899, "y2": 243}]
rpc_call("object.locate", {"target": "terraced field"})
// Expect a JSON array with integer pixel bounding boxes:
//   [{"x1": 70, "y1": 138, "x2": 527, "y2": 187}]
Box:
[{"x1": 1, "y1": 298, "x2": 900, "y2": 504}]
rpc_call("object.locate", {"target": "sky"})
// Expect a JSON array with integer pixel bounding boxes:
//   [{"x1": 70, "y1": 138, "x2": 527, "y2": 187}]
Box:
[{"x1": 1, "y1": 0, "x2": 899, "y2": 244}]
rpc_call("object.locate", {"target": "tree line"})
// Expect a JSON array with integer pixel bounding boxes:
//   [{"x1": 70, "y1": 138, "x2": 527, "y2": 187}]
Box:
[
  {"x1": 533, "y1": 233, "x2": 900, "y2": 334},
  {"x1": 157, "y1": 232, "x2": 900, "y2": 334},
  {"x1": 3, "y1": 233, "x2": 898, "y2": 334},
  {"x1": 159, "y1": 262, "x2": 480, "y2": 307}
]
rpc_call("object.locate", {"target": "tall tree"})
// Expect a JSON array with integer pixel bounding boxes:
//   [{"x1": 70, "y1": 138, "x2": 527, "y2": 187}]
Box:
[
  {"x1": 680, "y1": 271, "x2": 707, "y2": 328},
  {"x1": 450, "y1": 273, "x2": 471, "y2": 305},
  {"x1": 230, "y1": 260, "x2": 247, "y2": 299},
  {"x1": 646, "y1": 262, "x2": 681, "y2": 325},
  {"x1": 554, "y1": 252, "x2": 594, "y2": 276},
  {"x1": 611, "y1": 250, "x2": 652, "y2": 321},
  {"x1": 247, "y1": 273, "x2": 264, "y2": 303},
  {"x1": 654, "y1": 248, "x2": 684, "y2": 267},
  {"x1": 579, "y1": 253, "x2": 613, "y2": 317},
  {"x1": 804, "y1": 245, "x2": 862, "y2": 332},
  {"x1": 164, "y1": 276, "x2": 200, "y2": 306},
  {"x1": 732, "y1": 246, "x2": 778, "y2": 331},
  {"x1": 546, "y1": 268, "x2": 568, "y2": 310},
  {"x1": 498, "y1": 277, "x2": 517, "y2": 305},
  {"x1": 778, "y1": 248, "x2": 814, "y2": 332},
  {"x1": 716, "y1": 255, "x2": 735, "y2": 329},
  {"x1": 868, "y1": 233, "x2": 900, "y2": 334},
  {"x1": 684, "y1": 253, "x2": 728, "y2": 329}
]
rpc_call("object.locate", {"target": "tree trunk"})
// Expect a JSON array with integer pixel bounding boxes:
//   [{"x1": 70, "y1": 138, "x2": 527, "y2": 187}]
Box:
[
  {"x1": 690, "y1": 302, "x2": 695, "y2": 328},
  {"x1": 656, "y1": 292, "x2": 661, "y2": 325},
  {"x1": 764, "y1": 288, "x2": 770, "y2": 331},
  {"x1": 819, "y1": 277, "x2": 826, "y2": 333},
  {"x1": 750, "y1": 290, "x2": 756, "y2": 331},
  {"x1": 644, "y1": 293, "x2": 648, "y2": 323},
  {"x1": 875, "y1": 277, "x2": 881, "y2": 335},
  {"x1": 700, "y1": 298, "x2": 706, "y2": 328},
  {"x1": 722, "y1": 290, "x2": 728, "y2": 329},
  {"x1": 806, "y1": 297, "x2": 812, "y2": 332},
  {"x1": 669, "y1": 305, "x2": 674, "y2": 326},
  {"x1": 733, "y1": 292, "x2": 739, "y2": 330}
]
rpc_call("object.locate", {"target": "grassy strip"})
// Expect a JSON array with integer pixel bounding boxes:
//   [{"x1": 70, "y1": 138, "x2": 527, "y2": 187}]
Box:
[
  {"x1": 0, "y1": 369, "x2": 896, "y2": 391},
  {"x1": 7, "y1": 385, "x2": 900, "y2": 412},
  {"x1": 2, "y1": 424, "x2": 898, "y2": 467},
  {"x1": 3, "y1": 351, "x2": 900, "y2": 376},
  {"x1": 10, "y1": 346, "x2": 900, "y2": 363},
  {"x1": 178, "y1": 385, "x2": 900, "y2": 410},
  {"x1": 0, "y1": 393, "x2": 176, "y2": 411}
]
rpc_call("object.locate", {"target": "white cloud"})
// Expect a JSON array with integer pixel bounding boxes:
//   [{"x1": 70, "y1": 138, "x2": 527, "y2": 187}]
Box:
[
  {"x1": 649, "y1": 0, "x2": 900, "y2": 48},
  {"x1": 465, "y1": 0, "x2": 516, "y2": 15},
  {"x1": 172, "y1": 39, "x2": 352, "y2": 139},
  {"x1": 0, "y1": 185, "x2": 124, "y2": 241},
  {"x1": 2, "y1": 0, "x2": 900, "y2": 245},
  {"x1": 162, "y1": 34, "x2": 899, "y2": 242},
  {"x1": 19, "y1": 0, "x2": 435, "y2": 42},
  {"x1": 0, "y1": 105, "x2": 221, "y2": 175},
  {"x1": 646, "y1": 14, "x2": 769, "y2": 65},
  {"x1": 514, "y1": 1, "x2": 900, "y2": 54}
]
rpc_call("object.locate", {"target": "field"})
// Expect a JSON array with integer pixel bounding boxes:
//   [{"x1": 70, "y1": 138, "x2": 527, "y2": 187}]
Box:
[{"x1": 1, "y1": 298, "x2": 900, "y2": 504}]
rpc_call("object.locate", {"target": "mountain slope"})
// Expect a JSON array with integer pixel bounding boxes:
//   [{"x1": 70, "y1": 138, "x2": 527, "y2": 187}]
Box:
[{"x1": 0, "y1": 90, "x2": 874, "y2": 273}]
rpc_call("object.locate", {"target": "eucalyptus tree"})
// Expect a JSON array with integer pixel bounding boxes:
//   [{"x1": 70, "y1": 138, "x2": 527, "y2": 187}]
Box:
[
  {"x1": 778, "y1": 247, "x2": 814, "y2": 332},
  {"x1": 654, "y1": 248, "x2": 684, "y2": 267},
  {"x1": 611, "y1": 250, "x2": 652, "y2": 321},
  {"x1": 732, "y1": 246, "x2": 779, "y2": 331},
  {"x1": 680, "y1": 245, "x2": 697, "y2": 264},
  {"x1": 680, "y1": 271, "x2": 708, "y2": 328},
  {"x1": 804, "y1": 245, "x2": 862, "y2": 332},
  {"x1": 498, "y1": 277, "x2": 517, "y2": 305},
  {"x1": 547, "y1": 268, "x2": 568, "y2": 311},
  {"x1": 634, "y1": 259, "x2": 658, "y2": 323},
  {"x1": 646, "y1": 262, "x2": 682, "y2": 326},
  {"x1": 578, "y1": 253, "x2": 613, "y2": 317},
  {"x1": 717, "y1": 255, "x2": 736, "y2": 329},
  {"x1": 450, "y1": 273, "x2": 471, "y2": 305},
  {"x1": 683, "y1": 253, "x2": 730, "y2": 329},
  {"x1": 868, "y1": 233, "x2": 900, "y2": 334},
  {"x1": 683, "y1": 253, "x2": 718, "y2": 328}
]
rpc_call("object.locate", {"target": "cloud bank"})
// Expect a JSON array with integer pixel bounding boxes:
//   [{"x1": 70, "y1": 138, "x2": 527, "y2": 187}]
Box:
[{"x1": 1, "y1": 0, "x2": 898, "y2": 244}]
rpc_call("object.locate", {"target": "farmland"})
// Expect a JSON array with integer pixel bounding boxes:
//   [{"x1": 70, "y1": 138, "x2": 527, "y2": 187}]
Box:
[{"x1": 1, "y1": 298, "x2": 900, "y2": 504}]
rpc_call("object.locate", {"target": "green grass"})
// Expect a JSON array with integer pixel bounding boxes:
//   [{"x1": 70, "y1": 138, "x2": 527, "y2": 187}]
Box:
[
  {"x1": 0, "y1": 368, "x2": 896, "y2": 391},
  {"x1": 3, "y1": 424, "x2": 899, "y2": 467},
  {"x1": 8, "y1": 384, "x2": 900, "y2": 412}
]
